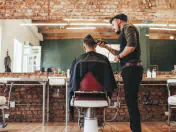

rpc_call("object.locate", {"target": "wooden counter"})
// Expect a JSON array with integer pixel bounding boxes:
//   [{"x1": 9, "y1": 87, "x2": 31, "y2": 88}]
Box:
[{"x1": 0, "y1": 73, "x2": 174, "y2": 122}]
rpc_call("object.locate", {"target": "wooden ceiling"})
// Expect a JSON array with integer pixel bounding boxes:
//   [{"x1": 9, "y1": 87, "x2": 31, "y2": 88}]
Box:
[
  {"x1": 33, "y1": 19, "x2": 116, "y2": 39},
  {"x1": 32, "y1": 20, "x2": 176, "y2": 40},
  {"x1": 28, "y1": 0, "x2": 176, "y2": 40}
]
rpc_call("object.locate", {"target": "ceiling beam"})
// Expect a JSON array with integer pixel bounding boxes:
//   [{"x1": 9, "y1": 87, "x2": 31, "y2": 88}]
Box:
[
  {"x1": 33, "y1": 20, "x2": 143, "y2": 24},
  {"x1": 39, "y1": 28, "x2": 113, "y2": 34},
  {"x1": 149, "y1": 30, "x2": 176, "y2": 35},
  {"x1": 33, "y1": 20, "x2": 176, "y2": 24},
  {"x1": 44, "y1": 34, "x2": 119, "y2": 40}
]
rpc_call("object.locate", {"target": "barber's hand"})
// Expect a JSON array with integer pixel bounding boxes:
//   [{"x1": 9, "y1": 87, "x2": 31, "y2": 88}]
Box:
[
  {"x1": 97, "y1": 40, "x2": 107, "y2": 48},
  {"x1": 114, "y1": 56, "x2": 120, "y2": 62}
]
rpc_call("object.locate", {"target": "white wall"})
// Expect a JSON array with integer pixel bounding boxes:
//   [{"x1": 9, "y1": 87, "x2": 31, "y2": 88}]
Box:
[{"x1": 0, "y1": 20, "x2": 43, "y2": 72}]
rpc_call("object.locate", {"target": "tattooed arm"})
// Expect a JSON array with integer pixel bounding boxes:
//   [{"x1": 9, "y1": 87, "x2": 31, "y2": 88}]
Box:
[{"x1": 97, "y1": 41, "x2": 120, "y2": 55}]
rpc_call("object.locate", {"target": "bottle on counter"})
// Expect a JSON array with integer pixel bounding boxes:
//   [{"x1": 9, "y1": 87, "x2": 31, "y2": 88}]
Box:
[
  {"x1": 67, "y1": 69, "x2": 70, "y2": 78},
  {"x1": 152, "y1": 69, "x2": 156, "y2": 78},
  {"x1": 147, "y1": 69, "x2": 151, "y2": 78}
]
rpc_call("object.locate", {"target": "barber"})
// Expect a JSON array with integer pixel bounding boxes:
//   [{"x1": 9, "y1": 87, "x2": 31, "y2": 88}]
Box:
[{"x1": 98, "y1": 14, "x2": 143, "y2": 132}]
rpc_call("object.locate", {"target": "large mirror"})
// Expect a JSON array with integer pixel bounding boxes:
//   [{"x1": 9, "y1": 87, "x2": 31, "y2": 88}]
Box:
[
  {"x1": 0, "y1": 20, "x2": 42, "y2": 73},
  {"x1": 0, "y1": 19, "x2": 176, "y2": 73}
]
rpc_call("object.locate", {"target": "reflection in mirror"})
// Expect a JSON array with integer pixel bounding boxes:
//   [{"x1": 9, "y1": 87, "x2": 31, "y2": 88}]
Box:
[
  {"x1": 23, "y1": 45, "x2": 41, "y2": 73},
  {"x1": 0, "y1": 20, "x2": 42, "y2": 73},
  {"x1": 0, "y1": 19, "x2": 176, "y2": 72}
]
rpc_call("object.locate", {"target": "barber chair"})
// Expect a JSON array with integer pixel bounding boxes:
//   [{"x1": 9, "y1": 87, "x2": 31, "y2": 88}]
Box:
[
  {"x1": 70, "y1": 62, "x2": 111, "y2": 132},
  {"x1": 0, "y1": 96, "x2": 8, "y2": 128}
]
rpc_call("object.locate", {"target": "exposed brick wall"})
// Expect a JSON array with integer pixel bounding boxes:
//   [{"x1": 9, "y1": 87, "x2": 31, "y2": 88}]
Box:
[
  {"x1": 0, "y1": 0, "x2": 176, "y2": 20},
  {"x1": 0, "y1": 85, "x2": 43, "y2": 122},
  {"x1": 0, "y1": 73, "x2": 171, "y2": 122},
  {"x1": 105, "y1": 83, "x2": 168, "y2": 122}
]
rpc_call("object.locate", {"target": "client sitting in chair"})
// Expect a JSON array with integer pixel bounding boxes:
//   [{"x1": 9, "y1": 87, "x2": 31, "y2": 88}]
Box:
[{"x1": 69, "y1": 34, "x2": 117, "y2": 131}]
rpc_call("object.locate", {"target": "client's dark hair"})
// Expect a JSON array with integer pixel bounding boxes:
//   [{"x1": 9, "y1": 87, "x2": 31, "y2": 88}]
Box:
[{"x1": 83, "y1": 34, "x2": 96, "y2": 47}]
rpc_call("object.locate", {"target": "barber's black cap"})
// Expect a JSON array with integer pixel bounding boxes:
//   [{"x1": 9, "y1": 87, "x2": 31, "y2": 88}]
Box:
[{"x1": 110, "y1": 14, "x2": 128, "y2": 24}]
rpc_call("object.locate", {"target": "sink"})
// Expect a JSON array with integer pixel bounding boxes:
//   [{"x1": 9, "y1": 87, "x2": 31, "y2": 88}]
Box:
[{"x1": 48, "y1": 76, "x2": 66, "y2": 86}]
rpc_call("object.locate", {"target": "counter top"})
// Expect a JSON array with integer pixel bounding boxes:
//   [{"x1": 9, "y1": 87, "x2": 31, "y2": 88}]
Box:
[
  {"x1": 114, "y1": 75, "x2": 176, "y2": 82},
  {"x1": 0, "y1": 78, "x2": 48, "y2": 83},
  {"x1": 0, "y1": 73, "x2": 176, "y2": 83}
]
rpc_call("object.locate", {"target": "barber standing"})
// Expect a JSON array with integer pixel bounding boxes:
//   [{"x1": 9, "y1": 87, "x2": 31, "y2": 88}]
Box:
[{"x1": 98, "y1": 14, "x2": 143, "y2": 132}]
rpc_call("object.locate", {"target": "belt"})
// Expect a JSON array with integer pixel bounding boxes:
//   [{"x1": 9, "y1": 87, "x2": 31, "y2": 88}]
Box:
[{"x1": 121, "y1": 62, "x2": 143, "y2": 70}]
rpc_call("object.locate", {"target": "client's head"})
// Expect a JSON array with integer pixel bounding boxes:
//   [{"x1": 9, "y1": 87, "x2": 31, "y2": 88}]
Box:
[{"x1": 83, "y1": 34, "x2": 97, "y2": 52}]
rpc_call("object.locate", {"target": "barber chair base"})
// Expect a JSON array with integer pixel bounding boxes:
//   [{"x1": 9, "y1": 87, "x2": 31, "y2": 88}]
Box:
[{"x1": 84, "y1": 118, "x2": 98, "y2": 132}]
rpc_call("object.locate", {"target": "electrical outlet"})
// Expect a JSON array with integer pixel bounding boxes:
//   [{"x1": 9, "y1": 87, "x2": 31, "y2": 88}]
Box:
[
  {"x1": 114, "y1": 102, "x2": 118, "y2": 107},
  {"x1": 165, "y1": 111, "x2": 169, "y2": 116},
  {"x1": 10, "y1": 101, "x2": 15, "y2": 108},
  {"x1": 52, "y1": 89, "x2": 60, "y2": 98},
  {"x1": 5, "y1": 114, "x2": 9, "y2": 118}
]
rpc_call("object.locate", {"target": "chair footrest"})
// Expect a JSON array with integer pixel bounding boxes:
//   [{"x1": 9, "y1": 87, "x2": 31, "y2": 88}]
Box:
[
  {"x1": 71, "y1": 100, "x2": 108, "y2": 107},
  {"x1": 75, "y1": 97, "x2": 106, "y2": 100}
]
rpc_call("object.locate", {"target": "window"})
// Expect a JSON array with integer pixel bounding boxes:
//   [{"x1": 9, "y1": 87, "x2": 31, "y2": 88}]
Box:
[{"x1": 13, "y1": 39, "x2": 23, "y2": 72}]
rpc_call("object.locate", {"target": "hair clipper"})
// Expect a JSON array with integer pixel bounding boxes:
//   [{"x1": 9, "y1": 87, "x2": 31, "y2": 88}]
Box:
[{"x1": 96, "y1": 39, "x2": 107, "y2": 45}]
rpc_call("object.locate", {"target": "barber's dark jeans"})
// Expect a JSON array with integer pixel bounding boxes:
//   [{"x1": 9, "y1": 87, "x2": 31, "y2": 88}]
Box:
[
  {"x1": 69, "y1": 92, "x2": 74, "y2": 120},
  {"x1": 122, "y1": 66, "x2": 143, "y2": 132}
]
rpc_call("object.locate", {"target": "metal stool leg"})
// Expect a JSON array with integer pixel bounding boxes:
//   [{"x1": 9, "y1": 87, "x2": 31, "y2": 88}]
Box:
[
  {"x1": 2, "y1": 109, "x2": 5, "y2": 125},
  {"x1": 168, "y1": 106, "x2": 172, "y2": 126},
  {"x1": 1, "y1": 108, "x2": 8, "y2": 128}
]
